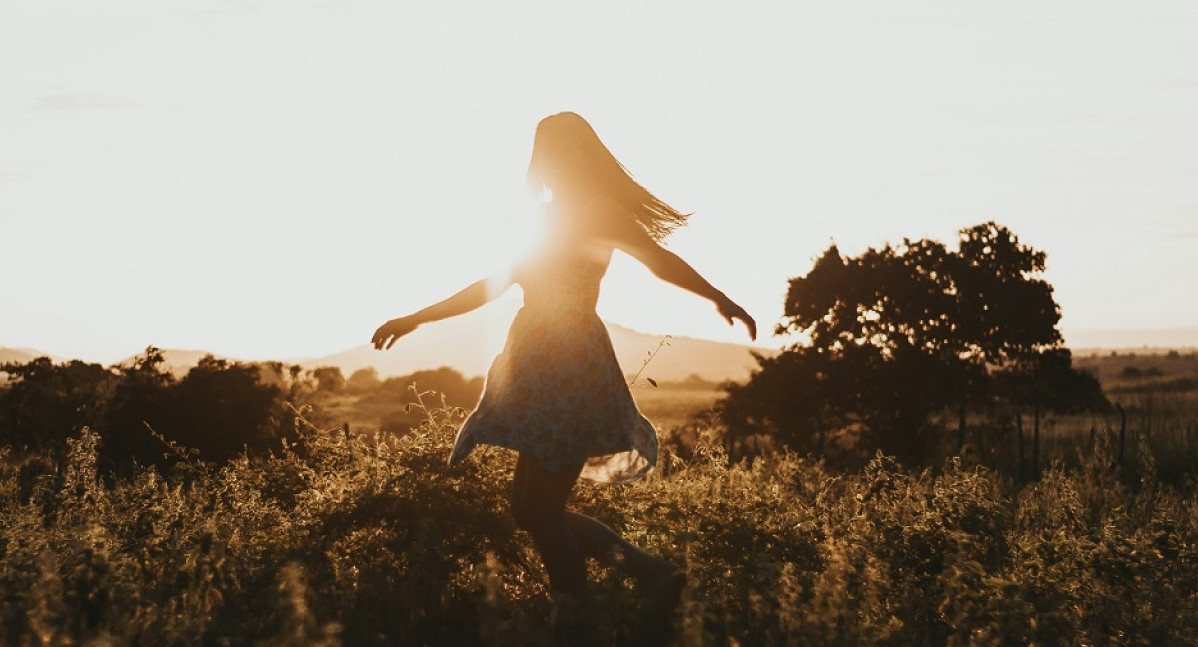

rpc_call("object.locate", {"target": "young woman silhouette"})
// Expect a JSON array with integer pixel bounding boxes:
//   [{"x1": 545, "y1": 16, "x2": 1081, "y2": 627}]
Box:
[{"x1": 371, "y1": 112, "x2": 756, "y2": 634}]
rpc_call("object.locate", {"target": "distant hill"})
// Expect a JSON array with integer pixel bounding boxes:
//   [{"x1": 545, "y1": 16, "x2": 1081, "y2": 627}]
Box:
[
  {"x1": 0, "y1": 347, "x2": 59, "y2": 384},
  {"x1": 305, "y1": 312, "x2": 771, "y2": 384},
  {"x1": 0, "y1": 347, "x2": 49, "y2": 365},
  {"x1": 1, "y1": 347, "x2": 228, "y2": 377},
  {"x1": 1064, "y1": 326, "x2": 1198, "y2": 350},
  {"x1": 605, "y1": 323, "x2": 770, "y2": 383},
  {"x1": 0, "y1": 314, "x2": 767, "y2": 385},
  {"x1": 12, "y1": 324, "x2": 1192, "y2": 384}
]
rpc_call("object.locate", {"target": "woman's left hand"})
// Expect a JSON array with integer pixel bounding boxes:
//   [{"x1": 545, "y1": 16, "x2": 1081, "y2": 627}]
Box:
[
  {"x1": 372, "y1": 316, "x2": 419, "y2": 350},
  {"x1": 717, "y1": 297, "x2": 757, "y2": 341}
]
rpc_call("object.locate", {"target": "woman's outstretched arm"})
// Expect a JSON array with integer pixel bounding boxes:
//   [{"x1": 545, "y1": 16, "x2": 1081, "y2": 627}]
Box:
[
  {"x1": 372, "y1": 276, "x2": 512, "y2": 350},
  {"x1": 591, "y1": 200, "x2": 757, "y2": 341}
]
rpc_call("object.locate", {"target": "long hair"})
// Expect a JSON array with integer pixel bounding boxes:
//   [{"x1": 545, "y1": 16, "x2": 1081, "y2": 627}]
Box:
[{"x1": 525, "y1": 112, "x2": 689, "y2": 241}]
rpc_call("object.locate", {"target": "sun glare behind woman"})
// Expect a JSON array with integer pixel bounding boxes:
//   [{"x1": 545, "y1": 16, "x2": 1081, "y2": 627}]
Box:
[
  {"x1": 468, "y1": 192, "x2": 552, "y2": 364},
  {"x1": 486, "y1": 189, "x2": 552, "y2": 300}
]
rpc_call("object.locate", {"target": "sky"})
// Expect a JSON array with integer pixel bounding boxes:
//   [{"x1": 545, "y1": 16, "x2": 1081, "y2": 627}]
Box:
[{"x1": 2, "y1": 0, "x2": 1197, "y2": 364}]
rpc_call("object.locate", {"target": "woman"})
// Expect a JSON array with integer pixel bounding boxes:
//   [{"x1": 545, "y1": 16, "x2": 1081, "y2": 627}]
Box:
[{"x1": 371, "y1": 112, "x2": 756, "y2": 635}]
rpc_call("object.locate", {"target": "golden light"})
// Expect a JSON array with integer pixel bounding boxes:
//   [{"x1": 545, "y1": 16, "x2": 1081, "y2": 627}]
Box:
[
  {"x1": 451, "y1": 195, "x2": 543, "y2": 366},
  {"x1": 486, "y1": 192, "x2": 553, "y2": 296}
]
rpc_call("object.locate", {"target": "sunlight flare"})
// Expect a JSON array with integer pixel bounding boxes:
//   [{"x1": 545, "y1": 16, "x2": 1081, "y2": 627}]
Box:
[{"x1": 486, "y1": 196, "x2": 551, "y2": 300}]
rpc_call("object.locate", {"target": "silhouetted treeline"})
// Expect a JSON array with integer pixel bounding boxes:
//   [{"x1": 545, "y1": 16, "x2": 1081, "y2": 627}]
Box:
[
  {"x1": 0, "y1": 349, "x2": 298, "y2": 471},
  {"x1": 718, "y1": 222, "x2": 1108, "y2": 468},
  {"x1": 0, "y1": 349, "x2": 485, "y2": 472}
]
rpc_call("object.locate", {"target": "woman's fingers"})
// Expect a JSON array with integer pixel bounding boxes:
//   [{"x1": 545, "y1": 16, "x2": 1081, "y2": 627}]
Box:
[
  {"x1": 742, "y1": 314, "x2": 757, "y2": 341},
  {"x1": 372, "y1": 322, "x2": 394, "y2": 350},
  {"x1": 729, "y1": 310, "x2": 756, "y2": 341},
  {"x1": 720, "y1": 300, "x2": 756, "y2": 341},
  {"x1": 374, "y1": 318, "x2": 417, "y2": 350},
  {"x1": 717, "y1": 299, "x2": 755, "y2": 340}
]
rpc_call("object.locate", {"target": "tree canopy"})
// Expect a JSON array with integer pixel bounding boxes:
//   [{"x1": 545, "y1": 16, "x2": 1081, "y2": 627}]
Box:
[{"x1": 720, "y1": 222, "x2": 1106, "y2": 463}]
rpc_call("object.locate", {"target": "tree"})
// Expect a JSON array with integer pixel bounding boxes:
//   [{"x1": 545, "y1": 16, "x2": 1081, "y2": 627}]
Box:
[
  {"x1": 100, "y1": 347, "x2": 176, "y2": 468},
  {"x1": 369, "y1": 367, "x2": 484, "y2": 434},
  {"x1": 719, "y1": 222, "x2": 1105, "y2": 463},
  {"x1": 0, "y1": 357, "x2": 116, "y2": 451},
  {"x1": 167, "y1": 355, "x2": 287, "y2": 462},
  {"x1": 2, "y1": 348, "x2": 305, "y2": 470},
  {"x1": 100, "y1": 349, "x2": 291, "y2": 467},
  {"x1": 346, "y1": 367, "x2": 382, "y2": 393},
  {"x1": 719, "y1": 347, "x2": 829, "y2": 453},
  {"x1": 311, "y1": 366, "x2": 346, "y2": 393}
]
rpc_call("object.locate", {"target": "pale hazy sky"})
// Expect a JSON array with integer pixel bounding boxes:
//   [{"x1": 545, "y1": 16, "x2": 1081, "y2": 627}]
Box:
[{"x1": 2, "y1": 0, "x2": 1197, "y2": 364}]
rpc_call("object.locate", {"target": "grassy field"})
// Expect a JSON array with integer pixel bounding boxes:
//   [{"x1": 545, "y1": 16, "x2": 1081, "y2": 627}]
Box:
[
  {"x1": 628, "y1": 380, "x2": 723, "y2": 433},
  {"x1": 310, "y1": 378, "x2": 725, "y2": 441},
  {"x1": 3, "y1": 393, "x2": 1197, "y2": 646},
  {"x1": 2, "y1": 354, "x2": 1197, "y2": 645},
  {"x1": 1074, "y1": 348, "x2": 1198, "y2": 386},
  {"x1": 304, "y1": 358, "x2": 1198, "y2": 489}
]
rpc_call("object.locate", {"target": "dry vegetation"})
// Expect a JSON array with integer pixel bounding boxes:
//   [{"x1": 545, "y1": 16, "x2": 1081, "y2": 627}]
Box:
[
  {"x1": 3, "y1": 385, "x2": 1197, "y2": 646},
  {"x1": 1074, "y1": 349, "x2": 1198, "y2": 389}
]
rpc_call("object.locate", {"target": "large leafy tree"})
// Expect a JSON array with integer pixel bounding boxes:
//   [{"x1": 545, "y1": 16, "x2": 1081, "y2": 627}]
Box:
[{"x1": 719, "y1": 222, "x2": 1105, "y2": 463}]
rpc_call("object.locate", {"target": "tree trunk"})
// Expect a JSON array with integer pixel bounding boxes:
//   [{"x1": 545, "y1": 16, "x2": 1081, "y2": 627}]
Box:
[
  {"x1": 1016, "y1": 411, "x2": 1024, "y2": 482},
  {"x1": 816, "y1": 412, "x2": 826, "y2": 459},
  {"x1": 957, "y1": 403, "x2": 967, "y2": 454},
  {"x1": 1033, "y1": 403, "x2": 1041, "y2": 478},
  {"x1": 1117, "y1": 402, "x2": 1126, "y2": 469}
]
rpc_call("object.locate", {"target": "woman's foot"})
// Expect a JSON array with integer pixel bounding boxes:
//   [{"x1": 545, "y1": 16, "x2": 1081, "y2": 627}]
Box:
[
  {"x1": 550, "y1": 591, "x2": 601, "y2": 647},
  {"x1": 641, "y1": 567, "x2": 686, "y2": 612},
  {"x1": 635, "y1": 566, "x2": 687, "y2": 645}
]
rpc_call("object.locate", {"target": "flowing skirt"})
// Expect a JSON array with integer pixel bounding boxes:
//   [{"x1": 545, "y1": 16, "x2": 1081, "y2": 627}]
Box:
[{"x1": 448, "y1": 305, "x2": 657, "y2": 483}]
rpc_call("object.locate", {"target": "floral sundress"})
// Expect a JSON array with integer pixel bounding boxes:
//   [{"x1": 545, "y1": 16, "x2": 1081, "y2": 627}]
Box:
[{"x1": 447, "y1": 225, "x2": 657, "y2": 483}]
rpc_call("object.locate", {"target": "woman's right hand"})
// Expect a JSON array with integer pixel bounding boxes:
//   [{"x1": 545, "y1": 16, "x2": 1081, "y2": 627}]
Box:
[{"x1": 372, "y1": 316, "x2": 419, "y2": 350}]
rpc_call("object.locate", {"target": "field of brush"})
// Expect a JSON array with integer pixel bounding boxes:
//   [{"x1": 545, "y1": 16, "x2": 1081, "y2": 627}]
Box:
[{"x1": 3, "y1": 370, "x2": 1197, "y2": 646}]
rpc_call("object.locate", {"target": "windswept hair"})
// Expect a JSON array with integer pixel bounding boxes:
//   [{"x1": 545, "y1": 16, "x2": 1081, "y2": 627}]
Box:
[{"x1": 526, "y1": 112, "x2": 689, "y2": 241}]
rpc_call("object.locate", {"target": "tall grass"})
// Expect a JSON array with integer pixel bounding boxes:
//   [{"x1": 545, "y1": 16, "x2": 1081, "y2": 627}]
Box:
[
  {"x1": 953, "y1": 392, "x2": 1198, "y2": 487},
  {"x1": 2, "y1": 399, "x2": 1196, "y2": 646}
]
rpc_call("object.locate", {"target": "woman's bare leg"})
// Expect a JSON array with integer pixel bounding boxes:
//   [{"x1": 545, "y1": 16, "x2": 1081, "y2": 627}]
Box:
[
  {"x1": 511, "y1": 453, "x2": 588, "y2": 596},
  {"x1": 511, "y1": 454, "x2": 680, "y2": 590},
  {"x1": 511, "y1": 453, "x2": 685, "y2": 644},
  {"x1": 564, "y1": 512, "x2": 679, "y2": 583}
]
